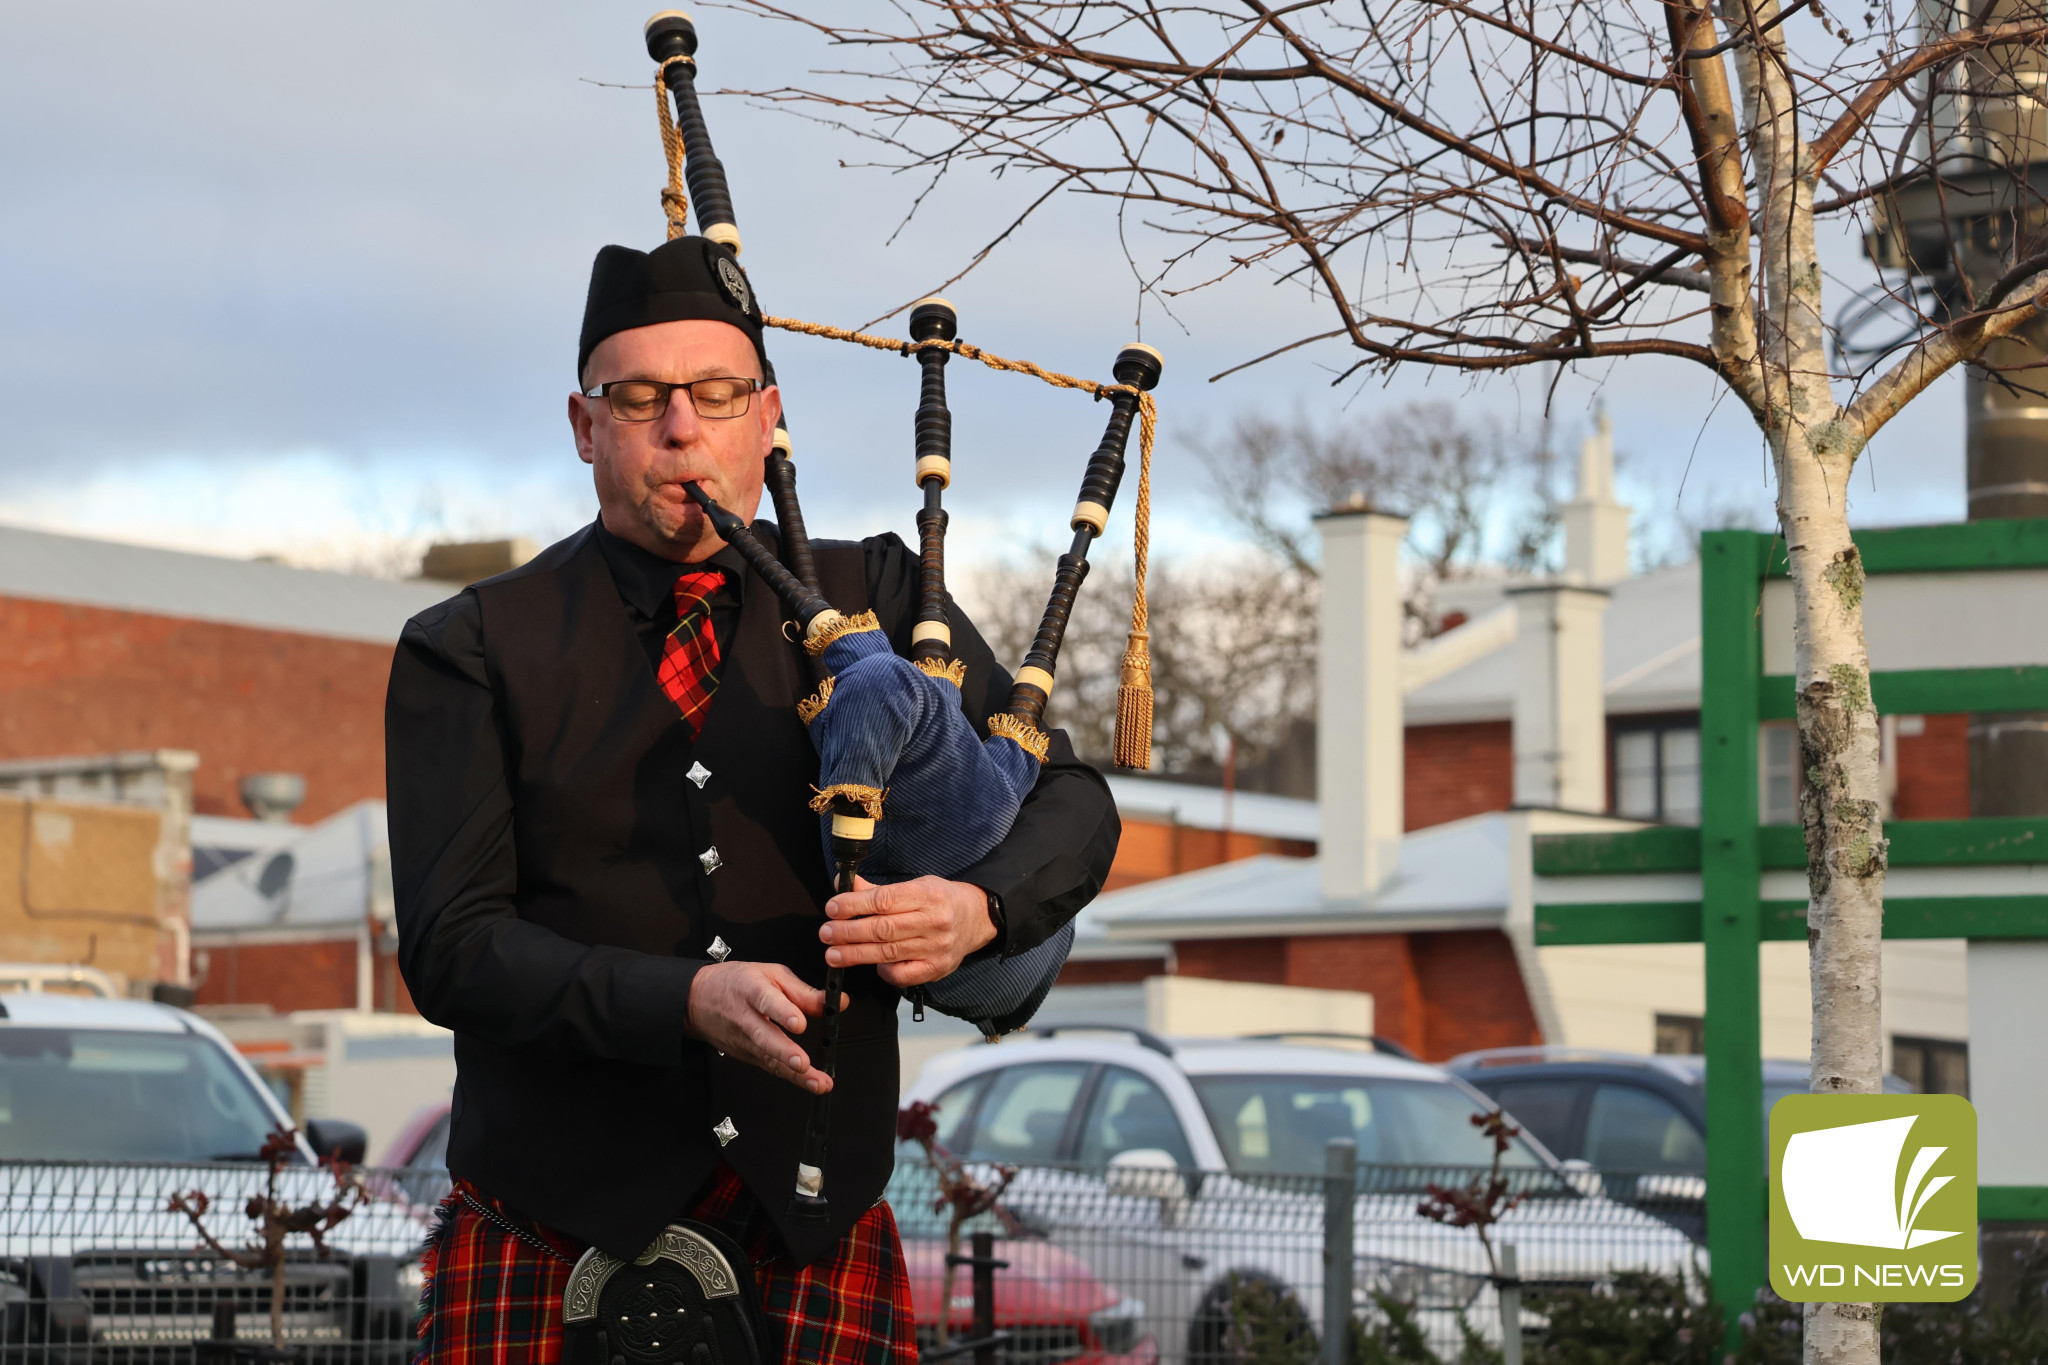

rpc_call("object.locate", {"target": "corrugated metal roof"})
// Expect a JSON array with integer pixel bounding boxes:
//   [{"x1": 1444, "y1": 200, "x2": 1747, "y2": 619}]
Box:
[
  {"x1": 1083, "y1": 812, "x2": 1513, "y2": 943},
  {"x1": 0, "y1": 523, "x2": 461, "y2": 644}
]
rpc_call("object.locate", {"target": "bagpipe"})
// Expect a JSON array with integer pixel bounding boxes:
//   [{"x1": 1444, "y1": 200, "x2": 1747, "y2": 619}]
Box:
[{"x1": 642, "y1": 11, "x2": 1162, "y2": 1229}]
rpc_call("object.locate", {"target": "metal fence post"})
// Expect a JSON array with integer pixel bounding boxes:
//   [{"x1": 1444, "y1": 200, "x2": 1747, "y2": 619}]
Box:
[
  {"x1": 970, "y1": 1229, "x2": 998, "y2": 1365},
  {"x1": 1322, "y1": 1137, "x2": 1357, "y2": 1365},
  {"x1": 1497, "y1": 1243, "x2": 1523, "y2": 1365}
]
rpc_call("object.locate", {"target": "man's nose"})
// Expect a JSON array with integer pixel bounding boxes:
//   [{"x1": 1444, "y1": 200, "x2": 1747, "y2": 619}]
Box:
[{"x1": 658, "y1": 390, "x2": 705, "y2": 445}]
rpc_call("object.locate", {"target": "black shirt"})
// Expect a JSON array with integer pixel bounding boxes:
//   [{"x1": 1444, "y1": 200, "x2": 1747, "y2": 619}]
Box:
[{"x1": 390, "y1": 518, "x2": 1119, "y2": 1003}]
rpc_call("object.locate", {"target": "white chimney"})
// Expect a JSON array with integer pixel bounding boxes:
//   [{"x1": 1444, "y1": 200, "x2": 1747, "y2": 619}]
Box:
[
  {"x1": 1562, "y1": 410, "x2": 1631, "y2": 585},
  {"x1": 1509, "y1": 584, "x2": 1610, "y2": 812},
  {"x1": 1317, "y1": 507, "x2": 1409, "y2": 900}
]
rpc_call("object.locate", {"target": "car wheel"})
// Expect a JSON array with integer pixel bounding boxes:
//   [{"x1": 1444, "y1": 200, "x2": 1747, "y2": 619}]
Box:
[{"x1": 1186, "y1": 1271, "x2": 1316, "y2": 1364}]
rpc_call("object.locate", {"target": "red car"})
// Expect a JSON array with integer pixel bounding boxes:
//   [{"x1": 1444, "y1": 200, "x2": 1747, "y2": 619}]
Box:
[
  {"x1": 382, "y1": 1103, "x2": 1157, "y2": 1362},
  {"x1": 902, "y1": 1236, "x2": 1157, "y2": 1364}
]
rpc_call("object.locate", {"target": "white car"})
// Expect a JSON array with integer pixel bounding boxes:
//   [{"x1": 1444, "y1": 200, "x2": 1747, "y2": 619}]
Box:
[
  {"x1": 903, "y1": 1027, "x2": 1701, "y2": 1362},
  {"x1": 0, "y1": 993, "x2": 428, "y2": 1357}
]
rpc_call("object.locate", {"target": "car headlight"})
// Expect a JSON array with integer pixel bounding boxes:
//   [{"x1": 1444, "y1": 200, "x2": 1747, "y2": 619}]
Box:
[
  {"x1": 1089, "y1": 1296, "x2": 1148, "y2": 1355},
  {"x1": 1355, "y1": 1257, "x2": 1488, "y2": 1311}
]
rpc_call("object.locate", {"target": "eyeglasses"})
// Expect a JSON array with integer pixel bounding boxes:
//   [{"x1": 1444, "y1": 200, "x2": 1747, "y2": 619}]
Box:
[{"x1": 582, "y1": 376, "x2": 763, "y2": 422}]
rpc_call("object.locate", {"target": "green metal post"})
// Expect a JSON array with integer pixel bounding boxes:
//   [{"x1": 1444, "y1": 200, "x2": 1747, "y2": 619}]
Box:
[{"x1": 1698, "y1": 531, "x2": 1767, "y2": 1339}]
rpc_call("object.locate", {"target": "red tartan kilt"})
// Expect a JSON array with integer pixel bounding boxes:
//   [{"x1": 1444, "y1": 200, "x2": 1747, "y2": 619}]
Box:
[{"x1": 414, "y1": 1170, "x2": 916, "y2": 1365}]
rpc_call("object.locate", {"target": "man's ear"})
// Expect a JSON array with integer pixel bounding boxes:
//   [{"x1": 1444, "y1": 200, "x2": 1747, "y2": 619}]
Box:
[
  {"x1": 568, "y1": 392, "x2": 597, "y2": 466},
  {"x1": 758, "y1": 384, "x2": 783, "y2": 451}
]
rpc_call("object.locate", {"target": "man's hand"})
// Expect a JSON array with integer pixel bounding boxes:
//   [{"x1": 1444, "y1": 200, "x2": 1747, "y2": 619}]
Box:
[
  {"x1": 686, "y1": 961, "x2": 843, "y2": 1094},
  {"x1": 821, "y1": 875, "x2": 997, "y2": 988}
]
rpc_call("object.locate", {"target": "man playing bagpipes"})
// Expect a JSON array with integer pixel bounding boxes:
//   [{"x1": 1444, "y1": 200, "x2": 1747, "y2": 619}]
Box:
[{"x1": 385, "y1": 229, "x2": 1121, "y2": 1361}]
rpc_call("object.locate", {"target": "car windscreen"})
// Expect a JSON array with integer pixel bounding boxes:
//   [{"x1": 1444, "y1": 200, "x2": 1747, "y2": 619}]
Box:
[
  {"x1": 1192, "y1": 1074, "x2": 1547, "y2": 1175},
  {"x1": 0, "y1": 1028, "x2": 283, "y2": 1161}
]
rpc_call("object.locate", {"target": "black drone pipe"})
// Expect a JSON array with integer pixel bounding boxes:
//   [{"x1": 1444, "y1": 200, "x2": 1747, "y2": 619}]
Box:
[{"x1": 1005, "y1": 343, "x2": 1163, "y2": 730}]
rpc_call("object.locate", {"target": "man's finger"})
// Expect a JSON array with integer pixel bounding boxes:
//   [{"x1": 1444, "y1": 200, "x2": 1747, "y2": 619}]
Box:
[
  {"x1": 878, "y1": 960, "x2": 943, "y2": 988},
  {"x1": 824, "y1": 884, "x2": 882, "y2": 919},
  {"x1": 823, "y1": 906, "x2": 943, "y2": 945}
]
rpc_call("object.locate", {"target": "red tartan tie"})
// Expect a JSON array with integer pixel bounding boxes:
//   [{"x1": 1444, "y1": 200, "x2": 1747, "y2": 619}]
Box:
[{"x1": 656, "y1": 567, "x2": 725, "y2": 738}]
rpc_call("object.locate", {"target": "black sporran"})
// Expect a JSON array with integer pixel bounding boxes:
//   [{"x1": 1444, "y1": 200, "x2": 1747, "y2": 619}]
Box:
[{"x1": 562, "y1": 1222, "x2": 763, "y2": 1365}]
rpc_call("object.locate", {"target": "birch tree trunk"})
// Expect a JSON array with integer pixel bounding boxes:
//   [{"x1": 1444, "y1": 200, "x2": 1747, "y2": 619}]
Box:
[{"x1": 1717, "y1": 4, "x2": 1886, "y2": 1361}]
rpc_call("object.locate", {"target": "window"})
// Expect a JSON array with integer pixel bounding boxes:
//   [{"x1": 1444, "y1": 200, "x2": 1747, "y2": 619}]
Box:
[
  {"x1": 1654, "y1": 1014, "x2": 1705, "y2": 1056},
  {"x1": 1076, "y1": 1067, "x2": 1193, "y2": 1168},
  {"x1": 1192, "y1": 1076, "x2": 1544, "y2": 1173},
  {"x1": 1611, "y1": 719, "x2": 1702, "y2": 825},
  {"x1": 0, "y1": 1028, "x2": 281, "y2": 1162},
  {"x1": 1580, "y1": 1084, "x2": 1706, "y2": 1175},
  {"x1": 926, "y1": 1074, "x2": 991, "y2": 1154},
  {"x1": 1892, "y1": 1036, "x2": 1970, "y2": 1098},
  {"x1": 963, "y1": 1063, "x2": 1089, "y2": 1164},
  {"x1": 1485, "y1": 1081, "x2": 1585, "y2": 1159}
]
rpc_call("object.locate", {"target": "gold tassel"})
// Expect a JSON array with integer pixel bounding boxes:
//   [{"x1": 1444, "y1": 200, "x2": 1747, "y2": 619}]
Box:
[
  {"x1": 1111, "y1": 392, "x2": 1157, "y2": 770},
  {"x1": 1114, "y1": 629, "x2": 1154, "y2": 770}
]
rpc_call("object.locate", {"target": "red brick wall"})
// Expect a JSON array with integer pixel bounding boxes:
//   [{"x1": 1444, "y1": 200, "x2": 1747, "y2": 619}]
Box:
[
  {"x1": 0, "y1": 597, "x2": 394, "y2": 820},
  {"x1": 1054, "y1": 958, "x2": 1167, "y2": 986},
  {"x1": 1170, "y1": 929, "x2": 1538, "y2": 1061},
  {"x1": 1895, "y1": 714, "x2": 1970, "y2": 820},
  {"x1": 1106, "y1": 819, "x2": 1314, "y2": 891},
  {"x1": 1405, "y1": 722, "x2": 1513, "y2": 830},
  {"x1": 1171, "y1": 937, "x2": 1287, "y2": 985},
  {"x1": 195, "y1": 939, "x2": 359, "y2": 1012}
]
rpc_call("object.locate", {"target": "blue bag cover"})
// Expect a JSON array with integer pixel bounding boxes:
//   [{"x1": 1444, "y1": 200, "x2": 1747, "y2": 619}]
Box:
[{"x1": 806, "y1": 627, "x2": 1066, "y2": 1032}]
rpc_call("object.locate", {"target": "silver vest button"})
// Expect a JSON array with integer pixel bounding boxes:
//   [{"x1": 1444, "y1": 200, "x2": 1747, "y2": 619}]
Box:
[
  {"x1": 699, "y1": 846, "x2": 723, "y2": 874},
  {"x1": 707, "y1": 935, "x2": 732, "y2": 962},
  {"x1": 713, "y1": 1116, "x2": 738, "y2": 1147},
  {"x1": 686, "y1": 761, "x2": 712, "y2": 789}
]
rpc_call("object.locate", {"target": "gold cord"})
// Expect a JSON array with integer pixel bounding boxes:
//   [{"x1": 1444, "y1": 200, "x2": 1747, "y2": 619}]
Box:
[
  {"x1": 915, "y1": 657, "x2": 969, "y2": 687},
  {"x1": 796, "y1": 677, "x2": 835, "y2": 727},
  {"x1": 803, "y1": 608, "x2": 882, "y2": 657},
  {"x1": 986, "y1": 714, "x2": 1052, "y2": 764},
  {"x1": 809, "y1": 783, "x2": 887, "y2": 820},
  {"x1": 655, "y1": 57, "x2": 693, "y2": 240}
]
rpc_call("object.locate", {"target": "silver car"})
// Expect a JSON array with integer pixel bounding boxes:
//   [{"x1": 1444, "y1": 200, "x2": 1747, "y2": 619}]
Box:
[
  {"x1": 903, "y1": 1028, "x2": 1701, "y2": 1362},
  {"x1": 0, "y1": 993, "x2": 428, "y2": 1360}
]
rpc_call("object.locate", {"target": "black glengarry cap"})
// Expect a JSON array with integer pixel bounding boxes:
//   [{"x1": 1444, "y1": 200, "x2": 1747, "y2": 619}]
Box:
[{"x1": 578, "y1": 235, "x2": 767, "y2": 381}]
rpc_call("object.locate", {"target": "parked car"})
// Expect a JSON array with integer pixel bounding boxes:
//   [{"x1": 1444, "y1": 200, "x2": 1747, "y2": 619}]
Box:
[
  {"x1": 0, "y1": 992, "x2": 427, "y2": 1360},
  {"x1": 1445, "y1": 1047, "x2": 1917, "y2": 1241},
  {"x1": 904, "y1": 1027, "x2": 1700, "y2": 1362}
]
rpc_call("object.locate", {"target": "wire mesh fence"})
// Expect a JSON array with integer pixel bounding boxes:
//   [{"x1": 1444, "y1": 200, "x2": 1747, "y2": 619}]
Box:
[
  {"x1": 0, "y1": 1160, "x2": 436, "y2": 1365},
  {"x1": 883, "y1": 1153, "x2": 1708, "y2": 1365},
  {"x1": 0, "y1": 1155, "x2": 1705, "y2": 1365}
]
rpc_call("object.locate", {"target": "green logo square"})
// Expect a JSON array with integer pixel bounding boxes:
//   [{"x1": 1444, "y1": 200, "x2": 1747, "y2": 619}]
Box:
[{"x1": 1769, "y1": 1094, "x2": 1977, "y2": 1302}]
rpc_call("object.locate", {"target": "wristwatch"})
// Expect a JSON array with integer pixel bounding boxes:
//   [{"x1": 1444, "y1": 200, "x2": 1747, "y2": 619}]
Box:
[{"x1": 984, "y1": 888, "x2": 1006, "y2": 951}]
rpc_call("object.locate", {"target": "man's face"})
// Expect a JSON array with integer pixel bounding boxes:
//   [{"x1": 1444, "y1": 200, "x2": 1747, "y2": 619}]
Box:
[{"x1": 569, "y1": 319, "x2": 781, "y2": 563}]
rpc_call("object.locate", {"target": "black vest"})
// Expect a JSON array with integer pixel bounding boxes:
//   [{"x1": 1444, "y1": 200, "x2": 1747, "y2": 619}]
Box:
[{"x1": 447, "y1": 525, "x2": 900, "y2": 1267}]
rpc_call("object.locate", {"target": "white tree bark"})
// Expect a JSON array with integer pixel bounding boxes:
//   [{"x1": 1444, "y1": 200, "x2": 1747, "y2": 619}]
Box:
[{"x1": 1715, "y1": 3, "x2": 1885, "y2": 1361}]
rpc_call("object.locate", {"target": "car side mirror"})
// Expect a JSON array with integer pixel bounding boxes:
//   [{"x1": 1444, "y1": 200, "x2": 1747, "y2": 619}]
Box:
[
  {"x1": 305, "y1": 1117, "x2": 369, "y2": 1166},
  {"x1": 1104, "y1": 1148, "x2": 1189, "y2": 1223}
]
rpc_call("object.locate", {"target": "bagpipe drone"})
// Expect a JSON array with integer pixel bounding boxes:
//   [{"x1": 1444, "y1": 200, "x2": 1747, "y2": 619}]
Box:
[{"x1": 642, "y1": 11, "x2": 1162, "y2": 1229}]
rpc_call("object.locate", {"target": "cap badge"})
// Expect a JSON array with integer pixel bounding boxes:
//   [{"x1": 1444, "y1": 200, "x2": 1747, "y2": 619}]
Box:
[{"x1": 714, "y1": 256, "x2": 753, "y2": 317}]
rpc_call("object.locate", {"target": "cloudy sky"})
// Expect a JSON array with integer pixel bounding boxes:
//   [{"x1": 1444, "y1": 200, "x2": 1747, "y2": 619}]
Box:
[{"x1": 0, "y1": 2, "x2": 1970, "y2": 573}]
